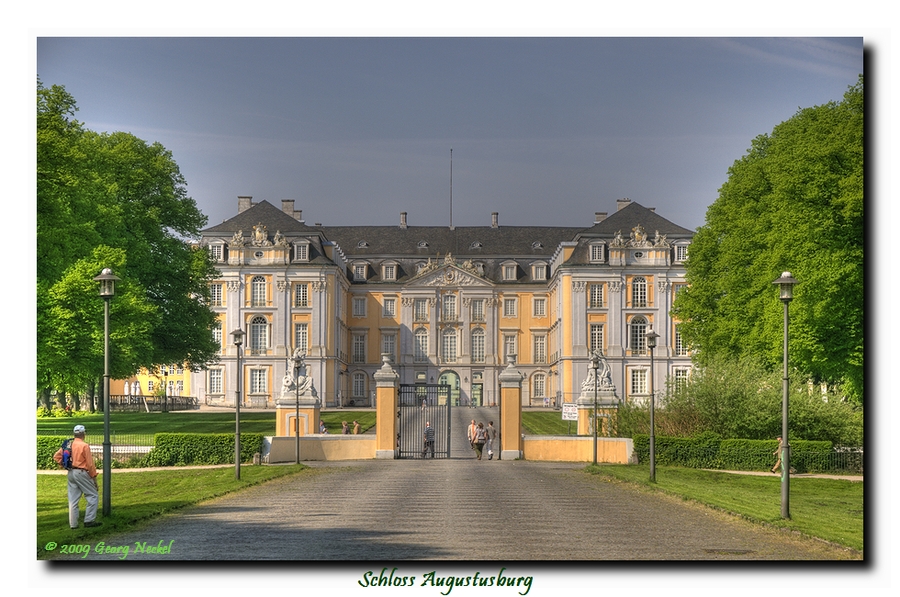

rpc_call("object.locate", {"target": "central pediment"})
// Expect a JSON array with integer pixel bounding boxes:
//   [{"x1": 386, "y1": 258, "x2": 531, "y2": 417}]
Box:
[{"x1": 406, "y1": 256, "x2": 493, "y2": 288}]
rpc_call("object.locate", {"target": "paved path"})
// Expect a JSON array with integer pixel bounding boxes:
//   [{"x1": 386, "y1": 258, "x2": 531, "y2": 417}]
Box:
[{"x1": 55, "y1": 462, "x2": 857, "y2": 560}]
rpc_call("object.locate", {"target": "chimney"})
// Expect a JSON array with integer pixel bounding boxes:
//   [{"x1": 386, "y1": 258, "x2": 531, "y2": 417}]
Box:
[
  {"x1": 616, "y1": 198, "x2": 631, "y2": 212},
  {"x1": 491, "y1": 212, "x2": 499, "y2": 228},
  {"x1": 238, "y1": 196, "x2": 254, "y2": 213},
  {"x1": 400, "y1": 212, "x2": 408, "y2": 229},
  {"x1": 281, "y1": 200, "x2": 304, "y2": 222},
  {"x1": 594, "y1": 212, "x2": 607, "y2": 224}
]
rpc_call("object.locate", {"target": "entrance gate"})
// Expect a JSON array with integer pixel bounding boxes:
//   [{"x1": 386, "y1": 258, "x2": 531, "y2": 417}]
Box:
[{"x1": 397, "y1": 384, "x2": 451, "y2": 459}]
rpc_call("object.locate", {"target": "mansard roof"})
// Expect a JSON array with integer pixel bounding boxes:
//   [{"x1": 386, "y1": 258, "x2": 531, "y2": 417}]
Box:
[{"x1": 200, "y1": 198, "x2": 694, "y2": 273}]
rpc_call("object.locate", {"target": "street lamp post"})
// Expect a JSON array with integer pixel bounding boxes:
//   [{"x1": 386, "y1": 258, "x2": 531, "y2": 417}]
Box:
[
  {"x1": 646, "y1": 327, "x2": 659, "y2": 483},
  {"x1": 590, "y1": 352, "x2": 599, "y2": 465},
  {"x1": 293, "y1": 350, "x2": 303, "y2": 465},
  {"x1": 93, "y1": 268, "x2": 119, "y2": 517},
  {"x1": 231, "y1": 329, "x2": 245, "y2": 480},
  {"x1": 773, "y1": 271, "x2": 797, "y2": 519}
]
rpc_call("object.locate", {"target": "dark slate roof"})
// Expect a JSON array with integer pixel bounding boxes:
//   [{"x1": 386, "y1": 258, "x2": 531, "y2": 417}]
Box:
[
  {"x1": 202, "y1": 200, "x2": 315, "y2": 237},
  {"x1": 200, "y1": 199, "x2": 694, "y2": 276}
]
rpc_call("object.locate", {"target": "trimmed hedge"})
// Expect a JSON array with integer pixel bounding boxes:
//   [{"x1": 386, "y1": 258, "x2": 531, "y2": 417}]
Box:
[
  {"x1": 140, "y1": 433, "x2": 264, "y2": 467},
  {"x1": 37, "y1": 433, "x2": 265, "y2": 469},
  {"x1": 632, "y1": 434, "x2": 835, "y2": 472},
  {"x1": 38, "y1": 435, "x2": 69, "y2": 470}
]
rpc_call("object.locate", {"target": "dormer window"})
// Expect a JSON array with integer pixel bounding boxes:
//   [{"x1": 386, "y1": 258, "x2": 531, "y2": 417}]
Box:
[
  {"x1": 674, "y1": 243, "x2": 689, "y2": 263},
  {"x1": 502, "y1": 262, "x2": 518, "y2": 281},
  {"x1": 208, "y1": 243, "x2": 225, "y2": 262},
  {"x1": 417, "y1": 240, "x2": 429, "y2": 249},
  {"x1": 382, "y1": 262, "x2": 398, "y2": 281},
  {"x1": 357, "y1": 241, "x2": 370, "y2": 249},
  {"x1": 590, "y1": 242, "x2": 607, "y2": 263},
  {"x1": 470, "y1": 241, "x2": 483, "y2": 249},
  {"x1": 294, "y1": 241, "x2": 309, "y2": 262},
  {"x1": 532, "y1": 241, "x2": 544, "y2": 250},
  {"x1": 532, "y1": 262, "x2": 548, "y2": 281},
  {"x1": 353, "y1": 263, "x2": 368, "y2": 282}
]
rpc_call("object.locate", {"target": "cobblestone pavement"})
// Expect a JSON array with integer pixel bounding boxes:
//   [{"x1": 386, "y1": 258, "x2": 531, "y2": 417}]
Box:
[{"x1": 54, "y1": 403, "x2": 857, "y2": 561}]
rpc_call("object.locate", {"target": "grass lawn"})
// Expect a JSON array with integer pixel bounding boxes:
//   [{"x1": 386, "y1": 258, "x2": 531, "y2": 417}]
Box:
[
  {"x1": 522, "y1": 411, "x2": 576, "y2": 435},
  {"x1": 586, "y1": 463, "x2": 864, "y2": 553},
  {"x1": 37, "y1": 464, "x2": 309, "y2": 559},
  {"x1": 37, "y1": 410, "x2": 377, "y2": 440}
]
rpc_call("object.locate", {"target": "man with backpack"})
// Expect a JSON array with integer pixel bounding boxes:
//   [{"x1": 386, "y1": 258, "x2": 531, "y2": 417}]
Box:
[{"x1": 53, "y1": 424, "x2": 101, "y2": 529}]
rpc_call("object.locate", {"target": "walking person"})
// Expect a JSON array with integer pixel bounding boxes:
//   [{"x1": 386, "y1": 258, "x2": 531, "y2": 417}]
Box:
[
  {"x1": 422, "y1": 421, "x2": 436, "y2": 458},
  {"x1": 342, "y1": 420, "x2": 350, "y2": 434},
  {"x1": 352, "y1": 420, "x2": 360, "y2": 435},
  {"x1": 473, "y1": 422, "x2": 487, "y2": 460},
  {"x1": 486, "y1": 421, "x2": 497, "y2": 460},
  {"x1": 53, "y1": 424, "x2": 102, "y2": 529},
  {"x1": 467, "y1": 419, "x2": 477, "y2": 451}
]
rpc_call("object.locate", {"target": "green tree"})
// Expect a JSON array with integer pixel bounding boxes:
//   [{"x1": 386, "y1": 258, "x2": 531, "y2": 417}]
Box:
[
  {"x1": 673, "y1": 76, "x2": 863, "y2": 401},
  {"x1": 37, "y1": 81, "x2": 220, "y2": 396}
]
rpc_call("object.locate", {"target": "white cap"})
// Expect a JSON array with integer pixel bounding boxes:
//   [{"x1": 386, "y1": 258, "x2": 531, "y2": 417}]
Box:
[{"x1": 73, "y1": 424, "x2": 86, "y2": 434}]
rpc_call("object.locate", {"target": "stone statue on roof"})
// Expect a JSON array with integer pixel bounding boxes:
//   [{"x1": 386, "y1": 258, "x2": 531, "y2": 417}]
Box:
[
  {"x1": 230, "y1": 229, "x2": 245, "y2": 247},
  {"x1": 251, "y1": 223, "x2": 272, "y2": 247}
]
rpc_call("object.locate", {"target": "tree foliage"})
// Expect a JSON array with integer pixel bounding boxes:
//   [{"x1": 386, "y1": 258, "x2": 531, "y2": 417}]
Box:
[
  {"x1": 672, "y1": 76, "x2": 863, "y2": 401},
  {"x1": 37, "y1": 80, "x2": 220, "y2": 395}
]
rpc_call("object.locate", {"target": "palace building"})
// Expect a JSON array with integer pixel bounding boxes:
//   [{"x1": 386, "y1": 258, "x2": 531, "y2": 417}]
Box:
[{"x1": 191, "y1": 196, "x2": 694, "y2": 409}]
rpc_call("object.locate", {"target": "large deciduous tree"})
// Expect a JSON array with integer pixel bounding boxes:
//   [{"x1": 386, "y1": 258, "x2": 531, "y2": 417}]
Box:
[
  {"x1": 673, "y1": 76, "x2": 863, "y2": 401},
  {"x1": 37, "y1": 80, "x2": 220, "y2": 397}
]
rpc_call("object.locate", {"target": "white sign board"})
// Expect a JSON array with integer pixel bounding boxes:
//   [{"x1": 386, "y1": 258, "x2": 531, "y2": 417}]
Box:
[{"x1": 562, "y1": 404, "x2": 578, "y2": 421}]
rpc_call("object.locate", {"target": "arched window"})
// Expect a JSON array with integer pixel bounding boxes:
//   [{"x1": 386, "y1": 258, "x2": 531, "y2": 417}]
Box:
[
  {"x1": 471, "y1": 328, "x2": 485, "y2": 363},
  {"x1": 630, "y1": 315, "x2": 647, "y2": 355},
  {"x1": 251, "y1": 276, "x2": 267, "y2": 306},
  {"x1": 631, "y1": 276, "x2": 647, "y2": 308},
  {"x1": 250, "y1": 316, "x2": 268, "y2": 354},
  {"x1": 414, "y1": 328, "x2": 429, "y2": 362}
]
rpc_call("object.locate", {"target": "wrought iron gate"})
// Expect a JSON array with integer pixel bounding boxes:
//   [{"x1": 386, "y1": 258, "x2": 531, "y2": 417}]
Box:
[{"x1": 397, "y1": 384, "x2": 451, "y2": 459}]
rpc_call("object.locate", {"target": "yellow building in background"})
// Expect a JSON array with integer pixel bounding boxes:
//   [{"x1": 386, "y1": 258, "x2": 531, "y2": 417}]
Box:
[{"x1": 191, "y1": 197, "x2": 693, "y2": 409}]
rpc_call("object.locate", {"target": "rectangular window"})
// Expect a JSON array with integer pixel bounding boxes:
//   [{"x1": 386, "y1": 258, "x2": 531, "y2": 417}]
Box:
[
  {"x1": 632, "y1": 278, "x2": 647, "y2": 308},
  {"x1": 442, "y1": 331, "x2": 457, "y2": 363},
  {"x1": 590, "y1": 324, "x2": 604, "y2": 355},
  {"x1": 533, "y1": 264, "x2": 547, "y2": 281},
  {"x1": 504, "y1": 265, "x2": 517, "y2": 281},
  {"x1": 382, "y1": 333, "x2": 396, "y2": 361},
  {"x1": 471, "y1": 299, "x2": 485, "y2": 322},
  {"x1": 209, "y1": 244, "x2": 223, "y2": 262},
  {"x1": 630, "y1": 369, "x2": 647, "y2": 395},
  {"x1": 353, "y1": 373, "x2": 366, "y2": 398},
  {"x1": 414, "y1": 299, "x2": 429, "y2": 322},
  {"x1": 503, "y1": 334, "x2": 517, "y2": 362},
  {"x1": 354, "y1": 264, "x2": 367, "y2": 281},
  {"x1": 383, "y1": 297, "x2": 396, "y2": 317},
  {"x1": 533, "y1": 335, "x2": 546, "y2": 364},
  {"x1": 213, "y1": 322, "x2": 223, "y2": 349},
  {"x1": 675, "y1": 328, "x2": 690, "y2": 356},
  {"x1": 352, "y1": 335, "x2": 366, "y2": 363},
  {"x1": 674, "y1": 368, "x2": 691, "y2": 390},
  {"x1": 383, "y1": 264, "x2": 396, "y2": 280},
  {"x1": 352, "y1": 297, "x2": 366, "y2": 318},
  {"x1": 295, "y1": 244, "x2": 309, "y2": 261},
  {"x1": 471, "y1": 331, "x2": 485, "y2": 363},
  {"x1": 591, "y1": 244, "x2": 605, "y2": 262},
  {"x1": 590, "y1": 284, "x2": 604, "y2": 308},
  {"x1": 533, "y1": 298, "x2": 546, "y2": 317},
  {"x1": 208, "y1": 369, "x2": 223, "y2": 394},
  {"x1": 295, "y1": 323, "x2": 308, "y2": 355},
  {"x1": 295, "y1": 283, "x2": 309, "y2": 307},
  {"x1": 250, "y1": 369, "x2": 267, "y2": 394},
  {"x1": 533, "y1": 374, "x2": 546, "y2": 398},
  {"x1": 414, "y1": 329, "x2": 429, "y2": 362},
  {"x1": 675, "y1": 245, "x2": 689, "y2": 262},
  {"x1": 443, "y1": 294, "x2": 457, "y2": 321},
  {"x1": 503, "y1": 298, "x2": 517, "y2": 318},
  {"x1": 210, "y1": 283, "x2": 223, "y2": 306}
]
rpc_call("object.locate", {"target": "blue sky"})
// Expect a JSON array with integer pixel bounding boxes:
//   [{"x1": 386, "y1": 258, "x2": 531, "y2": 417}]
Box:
[{"x1": 35, "y1": 37, "x2": 863, "y2": 231}]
